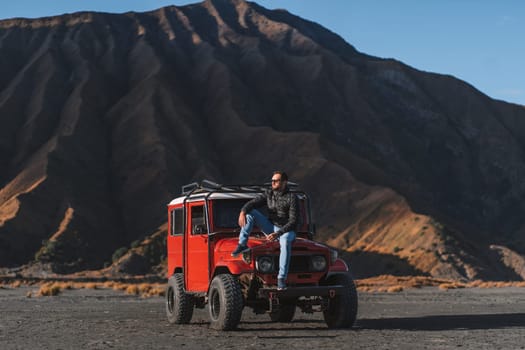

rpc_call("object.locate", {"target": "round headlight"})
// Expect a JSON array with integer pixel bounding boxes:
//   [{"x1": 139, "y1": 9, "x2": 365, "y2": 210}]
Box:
[
  {"x1": 256, "y1": 256, "x2": 274, "y2": 273},
  {"x1": 311, "y1": 255, "x2": 327, "y2": 271}
]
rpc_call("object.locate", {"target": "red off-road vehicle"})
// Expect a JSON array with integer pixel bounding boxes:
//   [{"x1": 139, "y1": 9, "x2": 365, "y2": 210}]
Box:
[{"x1": 165, "y1": 180, "x2": 358, "y2": 330}]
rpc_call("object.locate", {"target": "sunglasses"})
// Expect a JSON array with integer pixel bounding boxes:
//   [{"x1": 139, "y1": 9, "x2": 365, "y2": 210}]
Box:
[{"x1": 271, "y1": 179, "x2": 281, "y2": 183}]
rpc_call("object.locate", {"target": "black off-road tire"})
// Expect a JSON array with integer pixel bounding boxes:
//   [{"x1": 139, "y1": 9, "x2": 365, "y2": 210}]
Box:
[
  {"x1": 269, "y1": 299, "x2": 296, "y2": 322},
  {"x1": 208, "y1": 274, "x2": 244, "y2": 330},
  {"x1": 166, "y1": 273, "x2": 194, "y2": 324},
  {"x1": 322, "y1": 273, "x2": 358, "y2": 328}
]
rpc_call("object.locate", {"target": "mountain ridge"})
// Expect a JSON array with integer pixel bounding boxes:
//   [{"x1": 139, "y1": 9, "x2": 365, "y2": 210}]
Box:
[{"x1": 1, "y1": 0, "x2": 524, "y2": 281}]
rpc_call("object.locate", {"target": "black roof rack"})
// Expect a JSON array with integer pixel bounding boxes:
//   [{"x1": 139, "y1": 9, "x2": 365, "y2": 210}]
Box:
[
  {"x1": 177, "y1": 180, "x2": 314, "y2": 237},
  {"x1": 181, "y1": 179, "x2": 299, "y2": 195}
]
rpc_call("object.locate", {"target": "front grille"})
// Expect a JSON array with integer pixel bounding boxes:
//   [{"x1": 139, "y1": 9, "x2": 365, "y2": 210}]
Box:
[
  {"x1": 272, "y1": 255, "x2": 311, "y2": 273},
  {"x1": 256, "y1": 254, "x2": 327, "y2": 274}
]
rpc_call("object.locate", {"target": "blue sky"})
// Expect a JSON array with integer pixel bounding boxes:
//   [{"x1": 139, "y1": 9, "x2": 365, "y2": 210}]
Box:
[{"x1": 1, "y1": 1, "x2": 524, "y2": 105}]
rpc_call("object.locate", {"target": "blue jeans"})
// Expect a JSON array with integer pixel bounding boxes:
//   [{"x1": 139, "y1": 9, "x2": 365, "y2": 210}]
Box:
[{"x1": 239, "y1": 209, "x2": 296, "y2": 280}]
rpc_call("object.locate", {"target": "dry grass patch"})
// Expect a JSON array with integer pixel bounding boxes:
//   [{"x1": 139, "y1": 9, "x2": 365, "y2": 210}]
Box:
[
  {"x1": 50, "y1": 282, "x2": 74, "y2": 290},
  {"x1": 112, "y1": 282, "x2": 128, "y2": 292},
  {"x1": 467, "y1": 280, "x2": 525, "y2": 288},
  {"x1": 125, "y1": 285, "x2": 140, "y2": 295},
  {"x1": 38, "y1": 283, "x2": 62, "y2": 296},
  {"x1": 138, "y1": 283, "x2": 152, "y2": 294},
  {"x1": 103, "y1": 281, "x2": 115, "y2": 289},
  {"x1": 1, "y1": 279, "x2": 164, "y2": 298},
  {"x1": 386, "y1": 286, "x2": 404, "y2": 293},
  {"x1": 117, "y1": 283, "x2": 165, "y2": 297},
  {"x1": 10, "y1": 280, "x2": 23, "y2": 288},
  {"x1": 141, "y1": 284, "x2": 165, "y2": 297},
  {"x1": 357, "y1": 275, "x2": 525, "y2": 292},
  {"x1": 85, "y1": 283, "x2": 99, "y2": 290},
  {"x1": 77, "y1": 282, "x2": 87, "y2": 289},
  {"x1": 438, "y1": 282, "x2": 466, "y2": 290}
]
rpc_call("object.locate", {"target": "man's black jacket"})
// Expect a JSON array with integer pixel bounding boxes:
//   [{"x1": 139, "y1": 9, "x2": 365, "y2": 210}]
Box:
[{"x1": 241, "y1": 187, "x2": 298, "y2": 235}]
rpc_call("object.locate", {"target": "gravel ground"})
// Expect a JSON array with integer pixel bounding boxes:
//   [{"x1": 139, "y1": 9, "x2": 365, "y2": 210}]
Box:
[{"x1": 1, "y1": 286, "x2": 525, "y2": 349}]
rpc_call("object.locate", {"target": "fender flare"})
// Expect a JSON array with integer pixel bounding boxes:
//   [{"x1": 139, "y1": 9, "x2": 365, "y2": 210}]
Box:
[
  {"x1": 327, "y1": 258, "x2": 350, "y2": 278},
  {"x1": 213, "y1": 260, "x2": 251, "y2": 276}
]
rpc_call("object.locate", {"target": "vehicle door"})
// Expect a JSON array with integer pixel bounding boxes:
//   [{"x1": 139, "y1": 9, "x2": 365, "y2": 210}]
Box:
[{"x1": 184, "y1": 202, "x2": 209, "y2": 292}]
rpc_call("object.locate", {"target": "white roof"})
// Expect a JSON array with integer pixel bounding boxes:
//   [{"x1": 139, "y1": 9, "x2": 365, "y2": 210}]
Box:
[{"x1": 168, "y1": 192, "x2": 259, "y2": 206}]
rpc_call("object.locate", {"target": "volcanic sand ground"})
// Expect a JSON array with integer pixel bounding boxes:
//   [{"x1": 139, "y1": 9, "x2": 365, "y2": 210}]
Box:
[{"x1": 1, "y1": 286, "x2": 525, "y2": 349}]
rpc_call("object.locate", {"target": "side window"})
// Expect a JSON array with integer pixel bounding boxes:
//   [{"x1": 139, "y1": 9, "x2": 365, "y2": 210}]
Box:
[
  {"x1": 171, "y1": 208, "x2": 184, "y2": 236},
  {"x1": 191, "y1": 205, "x2": 207, "y2": 235}
]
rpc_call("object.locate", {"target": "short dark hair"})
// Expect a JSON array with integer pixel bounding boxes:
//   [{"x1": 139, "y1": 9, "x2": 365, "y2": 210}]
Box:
[{"x1": 273, "y1": 170, "x2": 288, "y2": 181}]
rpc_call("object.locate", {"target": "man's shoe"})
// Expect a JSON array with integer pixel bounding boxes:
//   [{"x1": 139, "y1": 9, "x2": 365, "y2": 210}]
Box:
[
  {"x1": 231, "y1": 245, "x2": 248, "y2": 257},
  {"x1": 277, "y1": 278, "x2": 287, "y2": 290}
]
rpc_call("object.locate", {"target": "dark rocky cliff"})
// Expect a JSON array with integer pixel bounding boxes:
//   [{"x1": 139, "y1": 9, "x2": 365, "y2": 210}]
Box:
[{"x1": 1, "y1": 0, "x2": 524, "y2": 280}]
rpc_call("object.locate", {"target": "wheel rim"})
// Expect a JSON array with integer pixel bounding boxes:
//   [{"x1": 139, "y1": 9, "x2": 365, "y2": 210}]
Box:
[
  {"x1": 167, "y1": 287, "x2": 175, "y2": 314},
  {"x1": 210, "y1": 288, "x2": 221, "y2": 320}
]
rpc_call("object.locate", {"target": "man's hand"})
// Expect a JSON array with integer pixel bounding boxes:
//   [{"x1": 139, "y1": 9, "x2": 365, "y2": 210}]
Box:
[
  {"x1": 267, "y1": 232, "x2": 279, "y2": 241},
  {"x1": 238, "y1": 211, "x2": 246, "y2": 228}
]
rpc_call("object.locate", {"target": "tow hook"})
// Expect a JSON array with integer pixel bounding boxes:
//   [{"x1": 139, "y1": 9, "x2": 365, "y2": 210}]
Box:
[
  {"x1": 329, "y1": 289, "x2": 336, "y2": 298},
  {"x1": 268, "y1": 292, "x2": 279, "y2": 313}
]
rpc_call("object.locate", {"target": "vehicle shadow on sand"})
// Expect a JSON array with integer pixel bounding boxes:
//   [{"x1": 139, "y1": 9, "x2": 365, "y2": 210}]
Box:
[
  {"x1": 237, "y1": 313, "x2": 525, "y2": 332},
  {"x1": 237, "y1": 319, "x2": 336, "y2": 332},
  {"x1": 357, "y1": 313, "x2": 525, "y2": 331}
]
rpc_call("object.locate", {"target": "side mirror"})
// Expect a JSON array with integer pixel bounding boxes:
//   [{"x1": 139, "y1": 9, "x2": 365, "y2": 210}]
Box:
[{"x1": 193, "y1": 224, "x2": 207, "y2": 234}]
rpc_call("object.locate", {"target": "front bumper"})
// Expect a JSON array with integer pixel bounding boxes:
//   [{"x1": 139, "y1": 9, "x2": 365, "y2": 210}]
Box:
[{"x1": 257, "y1": 285, "x2": 345, "y2": 298}]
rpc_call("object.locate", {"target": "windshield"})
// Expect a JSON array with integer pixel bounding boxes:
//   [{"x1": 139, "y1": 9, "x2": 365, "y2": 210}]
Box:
[
  {"x1": 212, "y1": 198, "x2": 306, "y2": 230},
  {"x1": 212, "y1": 199, "x2": 252, "y2": 229}
]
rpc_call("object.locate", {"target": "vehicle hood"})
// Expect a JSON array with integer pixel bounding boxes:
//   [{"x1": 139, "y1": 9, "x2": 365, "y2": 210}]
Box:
[{"x1": 215, "y1": 237, "x2": 330, "y2": 254}]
